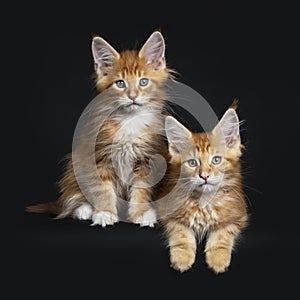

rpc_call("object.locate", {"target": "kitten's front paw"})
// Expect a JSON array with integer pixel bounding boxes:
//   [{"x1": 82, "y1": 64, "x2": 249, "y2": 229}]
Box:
[
  {"x1": 205, "y1": 248, "x2": 231, "y2": 274},
  {"x1": 170, "y1": 247, "x2": 195, "y2": 273},
  {"x1": 91, "y1": 211, "x2": 119, "y2": 227},
  {"x1": 132, "y1": 208, "x2": 157, "y2": 227}
]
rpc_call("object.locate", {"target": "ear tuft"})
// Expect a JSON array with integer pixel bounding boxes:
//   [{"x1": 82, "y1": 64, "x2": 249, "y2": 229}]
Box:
[{"x1": 229, "y1": 98, "x2": 239, "y2": 110}]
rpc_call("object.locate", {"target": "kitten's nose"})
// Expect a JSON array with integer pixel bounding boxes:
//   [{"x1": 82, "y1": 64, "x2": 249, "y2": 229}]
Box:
[
  {"x1": 200, "y1": 172, "x2": 210, "y2": 181},
  {"x1": 128, "y1": 93, "x2": 138, "y2": 101}
]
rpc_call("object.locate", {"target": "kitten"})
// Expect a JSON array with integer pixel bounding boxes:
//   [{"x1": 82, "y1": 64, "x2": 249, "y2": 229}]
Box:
[
  {"x1": 157, "y1": 104, "x2": 248, "y2": 273},
  {"x1": 27, "y1": 31, "x2": 173, "y2": 227}
]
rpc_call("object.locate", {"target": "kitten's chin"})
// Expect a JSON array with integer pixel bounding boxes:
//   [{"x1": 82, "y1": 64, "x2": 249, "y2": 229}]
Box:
[
  {"x1": 195, "y1": 183, "x2": 218, "y2": 194},
  {"x1": 124, "y1": 103, "x2": 143, "y2": 111}
]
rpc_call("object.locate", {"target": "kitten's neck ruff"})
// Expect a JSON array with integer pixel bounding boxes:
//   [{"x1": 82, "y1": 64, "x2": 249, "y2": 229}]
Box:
[
  {"x1": 113, "y1": 106, "x2": 164, "y2": 137},
  {"x1": 194, "y1": 190, "x2": 216, "y2": 208},
  {"x1": 110, "y1": 106, "x2": 165, "y2": 187},
  {"x1": 174, "y1": 184, "x2": 221, "y2": 209}
]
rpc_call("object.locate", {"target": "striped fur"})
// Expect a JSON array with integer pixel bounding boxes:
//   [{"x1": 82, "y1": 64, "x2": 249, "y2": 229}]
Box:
[
  {"x1": 157, "y1": 106, "x2": 248, "y2": 273},
  {"x1": 27, "y1": 32, "x2": 173, "y2": 227}
]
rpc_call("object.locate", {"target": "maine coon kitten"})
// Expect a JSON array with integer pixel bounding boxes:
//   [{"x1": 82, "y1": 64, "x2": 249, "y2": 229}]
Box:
[
  {"x1": 27, "y1": 31, "x2": 172, "y2": 227},
  {"x1": 157, "y1": 104, "x2": 248, "y2": 273}
]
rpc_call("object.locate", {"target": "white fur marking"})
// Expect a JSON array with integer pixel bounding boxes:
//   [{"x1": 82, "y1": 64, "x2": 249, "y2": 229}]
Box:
[
  {"x1": 135, "y1": 208, "x2": 157, "y2": 227},
  {"x1": 113, "y1": 111, "x2": 158, "y2": 184},
  {"x1": 91, "y1": 211, "x2": 119, "y2": 227},
  {"x1": 74, "y1": 203, "x2": 93, "y2": 220},
  {"x1": 117, "y1": 111, "x2": 156, "y2": 138}
]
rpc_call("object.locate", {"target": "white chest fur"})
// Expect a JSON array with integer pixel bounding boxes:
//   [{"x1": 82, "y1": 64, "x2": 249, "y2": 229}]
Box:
[
  {"x1": 112, "y1": 111, "x2": 161, "y2": 184},
  {"x1": 116, "y1": 111, "x2": 157, "y2": 139}
]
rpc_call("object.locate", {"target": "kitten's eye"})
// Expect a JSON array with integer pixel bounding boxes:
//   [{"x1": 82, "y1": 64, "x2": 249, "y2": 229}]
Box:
[
  {"x1": 211, "y1": 156, "x2": 222, "y2": 165},
  {"x1": 139, "y1": 78, "x2": 149, "y2": 87},
  {"x1": 187, "y1": 159, "x2": 199, "y2": 167},
  {"x1": 115, "y1": 80, "x2": 126, "y2": 88}
]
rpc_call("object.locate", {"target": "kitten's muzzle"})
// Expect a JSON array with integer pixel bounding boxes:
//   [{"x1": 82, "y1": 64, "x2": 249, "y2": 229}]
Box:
[
  {"x1": 128, "y1": 93, "x2": 138, "y2": 101},
  {"x1": 198, "y1": 175, "x2": 215, "y2": 187},
  {"x1": 199, "y1": 173, "x2": 210, "y2": 185},
  {"x1": 127, "y1": 101, "x2": 142, "y2": 107}
]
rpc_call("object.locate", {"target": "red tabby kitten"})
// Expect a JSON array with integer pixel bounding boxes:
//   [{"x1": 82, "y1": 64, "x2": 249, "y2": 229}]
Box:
[
  {"x1": 157, "y1": 104, "x2": 248, "y2": 273},
  {"x1": 27, "y1": 31, "x2": 172, "y2": 227}
]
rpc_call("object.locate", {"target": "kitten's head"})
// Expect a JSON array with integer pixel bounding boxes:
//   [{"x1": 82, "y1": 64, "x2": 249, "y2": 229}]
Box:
[
  {"x1": 165, "y1": 105, "x2": 242, "y2": 196},
  {"x1": 91, "y1": 31, "x2": 171, "y2": 111}
]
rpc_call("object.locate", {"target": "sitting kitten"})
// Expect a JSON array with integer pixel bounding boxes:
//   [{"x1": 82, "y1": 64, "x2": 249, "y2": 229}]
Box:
[
  {"x1": 27, "y1": 31, "x2": 173, "y2": 227},
  {"x1": 157, "y1": 104, "x2": 248, "y2": 273}
]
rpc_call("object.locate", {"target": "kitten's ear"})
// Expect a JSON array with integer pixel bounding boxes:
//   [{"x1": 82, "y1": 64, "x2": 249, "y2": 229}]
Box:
[
  {"x1": 212, "y1": 108, "x2": 240, "y2": 149},
  {"x1": 92, "y1": 36, "x2": 120, "y2": 77},
  {"x1": 165, "y1": 116, "x2": 192, "y2": 155},
  {"x1": 139, "y1": 31, "x2": 166, "y2": 70}
]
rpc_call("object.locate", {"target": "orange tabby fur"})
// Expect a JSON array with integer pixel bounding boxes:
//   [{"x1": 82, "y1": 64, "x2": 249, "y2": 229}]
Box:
[
  {"x1": 157, "y1": 105, "x2": 248, "y2": 273},
  {"x1": 27, "y1": 32, "x2": 173, "y2": 227}
]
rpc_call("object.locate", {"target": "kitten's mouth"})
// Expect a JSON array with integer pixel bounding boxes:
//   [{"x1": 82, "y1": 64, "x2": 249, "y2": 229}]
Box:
[
  {"x1": 126, "y1": 102, "x2": 142, "y2": 109},
  {"x1": 126, "y1": 102, "x2": 142, "y2": 108},
  {"x1": 198, "y1": 181, "x2": 214, "y2": 187}
]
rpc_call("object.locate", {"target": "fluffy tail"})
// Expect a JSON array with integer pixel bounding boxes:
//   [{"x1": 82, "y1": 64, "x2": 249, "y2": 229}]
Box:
[{"x1": 26, "y1": 201, "x2": 61, "y2": 216}]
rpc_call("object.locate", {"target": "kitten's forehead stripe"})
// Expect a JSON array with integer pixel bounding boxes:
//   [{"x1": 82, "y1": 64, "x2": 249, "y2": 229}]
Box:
[
  {"x1": 118, "y1": 51, "x2": 144, "y2": 77},
  {"x1": 193, "y1": 133, "x2": 210, "y2": 153}
]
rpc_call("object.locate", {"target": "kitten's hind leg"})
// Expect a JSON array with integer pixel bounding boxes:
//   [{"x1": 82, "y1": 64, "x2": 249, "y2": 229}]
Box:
[{"x1": 73, "y1": 203, "x2": 93, "y2": 220}]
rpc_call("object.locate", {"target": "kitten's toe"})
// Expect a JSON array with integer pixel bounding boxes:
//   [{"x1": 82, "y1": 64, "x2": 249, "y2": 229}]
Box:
[
  {"x1": 205, "y1": 248, "x2": 231, "y2": 274},
  {"x1": 170, "y1": 247, "x2": 195, "y2": 273},
  {"x1": 133, "y1": 208, "x2": 157, "y2": 227},
  {"x1": 74, "y1": 203, "x2": 93, "y2": 220},
  {"x1": 91, "y1": 211, "x2": 119, "y2": 227}
]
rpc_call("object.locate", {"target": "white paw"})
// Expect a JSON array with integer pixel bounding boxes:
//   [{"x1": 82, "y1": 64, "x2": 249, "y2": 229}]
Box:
[
  {"x1": 91, "y1": 211, "x2": 119, "y2": 227},
  {"x1": 74, "y1": 203, "x2": 93, "y2": 220},
  {"x1": 135, "y1": 208, "x2": 157, "y2": 227}
]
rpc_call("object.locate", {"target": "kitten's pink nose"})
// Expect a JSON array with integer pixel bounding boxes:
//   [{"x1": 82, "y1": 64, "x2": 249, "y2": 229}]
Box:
[
  {"x1": 200, "y1": 172, "x2": 210, "y2": 181},
  {"x1": 128, "y1": 93, "x2": 138, "y2": 101}
]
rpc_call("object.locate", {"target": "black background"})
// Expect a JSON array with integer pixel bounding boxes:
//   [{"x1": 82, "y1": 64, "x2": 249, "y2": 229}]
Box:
[{"x1": 3, "y1": 1, "x2": 299, "y2": 298}]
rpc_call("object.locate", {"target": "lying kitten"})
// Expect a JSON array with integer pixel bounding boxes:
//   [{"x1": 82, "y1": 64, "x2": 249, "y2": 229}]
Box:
[
  {"x1": 157, "y1": 104, "x2": 248, "y2": 273},
  {"x1": 27, "y1": 31, "x2": 173, "y2": 227}
]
